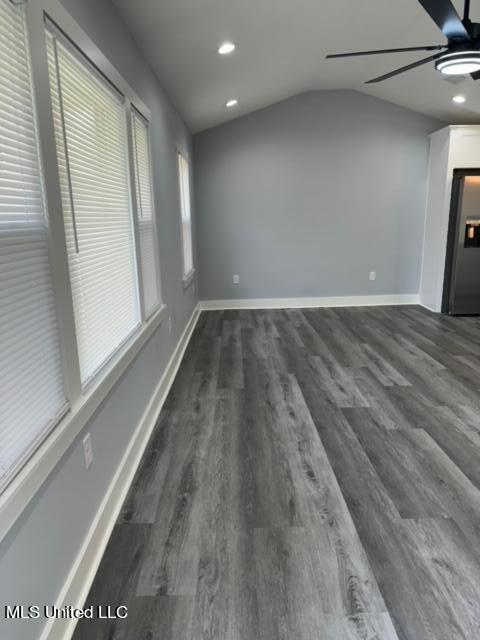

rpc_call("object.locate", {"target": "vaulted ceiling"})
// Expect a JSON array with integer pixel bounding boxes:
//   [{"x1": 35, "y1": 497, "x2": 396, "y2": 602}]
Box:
[{"x1": 112, "y1": 0, "x2": 480, "y2": 132}]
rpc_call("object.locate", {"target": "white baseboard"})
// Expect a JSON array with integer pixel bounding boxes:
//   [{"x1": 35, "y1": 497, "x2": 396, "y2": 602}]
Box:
[
  {"x1": 41, "y1": 304, "x2": 201, "y2": 640},
  {"x1": 418, "y1": 302, "x2": 440, "y2": 313},
  {"x1": 199, "y1": 294, "x2": 420, "y2": 311}
]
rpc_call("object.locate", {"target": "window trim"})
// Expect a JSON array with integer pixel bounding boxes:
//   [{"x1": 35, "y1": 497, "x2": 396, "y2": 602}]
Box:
[
  {"x1": 0, "y1": 0, "x2": 70, "y2": 495},
  {"x1": 129, "y1": 106, "x2": 163, "y2": 318},
  {"x1": 0, "y1": 0, "x2": 165, "y2": 543},
  {"x1": 183, "y1": 268, "x2": 196, "y2": 289},
  {"x1": 177, "y1": 149, "x2": 195, "y2": 286}
]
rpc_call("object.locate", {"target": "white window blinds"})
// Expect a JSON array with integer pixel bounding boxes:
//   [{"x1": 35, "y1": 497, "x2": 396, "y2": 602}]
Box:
[
  {"x1": 177, "y1": 152, "x2": 194, "y2": 278},
  {"x1": 0, "y1": 0, "x2": 66, "y2": 489},
  {"x1": 131, "y1": 111, "x2": 160, "y2": 317},
  {"x1": 46, "y1": 30, "x2": 140, "y2": 385}
]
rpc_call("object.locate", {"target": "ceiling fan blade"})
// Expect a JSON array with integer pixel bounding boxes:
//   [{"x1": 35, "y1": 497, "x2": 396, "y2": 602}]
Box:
[
  {"x1": 365, "y1": 52, "x2": 443, "y2": 83},
  {"x1": 326, "y1": 45, "x2": 446, "y2": 59},
  {"x1": 417, "y1": 0, "x2": 471, "y2": 41},
  {"x1": 471, "y1": 70, "x2": 480, "y2": 80}
]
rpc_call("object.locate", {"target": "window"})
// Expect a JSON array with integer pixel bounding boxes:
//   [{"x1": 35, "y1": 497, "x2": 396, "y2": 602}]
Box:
[
  {"x1": 0, "y1": 0, "x2": 67, "y2": 489},
  {"x1": 177, "y1": 151, "x2": 194, "y2": 279},
  {"x1": 131, "y1": 110, "x2": 161, "y2": 317},
  {"x1": 0, "y1": 5, "x2": 168, "y2": 513},
  {"x1": 46, "y1": 29, "x2": 141, "y2": 385}
]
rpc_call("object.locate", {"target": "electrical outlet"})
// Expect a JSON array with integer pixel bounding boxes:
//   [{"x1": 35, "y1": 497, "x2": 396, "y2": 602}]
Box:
[
  {"x1": 233, "y1": 274, "x2": 240, "y2": 285},
  {"x1": 82, "y1": 433, "x2": 93, "y2": 470},
  {"x1": 168, "y1": 316, "x2": 173, "y2": 333},
  {"x1": 369, "y1": 271, "x2": 376, "y2": 281}
]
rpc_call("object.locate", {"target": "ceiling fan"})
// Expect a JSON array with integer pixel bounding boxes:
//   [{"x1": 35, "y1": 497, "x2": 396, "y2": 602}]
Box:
[{"x1": 326, "y1": 0, "x2": 480, "y2": 83}]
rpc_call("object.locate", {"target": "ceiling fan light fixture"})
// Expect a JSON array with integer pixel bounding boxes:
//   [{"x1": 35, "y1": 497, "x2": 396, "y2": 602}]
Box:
[{"x1": 435, "y1": 51, "x2": 480, "y2": 75}]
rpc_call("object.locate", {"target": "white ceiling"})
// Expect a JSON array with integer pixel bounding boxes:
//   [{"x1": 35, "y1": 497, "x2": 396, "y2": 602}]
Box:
[{"x1": 112, "y1": 0, "x2": 480, "y2": 133}]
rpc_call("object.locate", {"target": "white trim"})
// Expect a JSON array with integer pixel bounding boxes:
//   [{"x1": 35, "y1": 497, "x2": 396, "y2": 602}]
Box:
[
  {"x1": 418, "y1": 302, "x2": 439, "y2": 313},
  {"x1": 40, "y1": 0, "x2": 151, "y2": 120},
  {"x1": 0, "y1": 304, "x2": 166, "y2": 544},
  {"x1": 40, "y1": 304, "x2": 200, "y2": 640},
  {"x1": 199, "y1": 294, "x2": 420, "y2": 311},
  {"x1": 182, "y1": 268, "x2": 196, "y2": 289},
  {"x1": 420, "y1": 125, "x2": 480, "y2": 311},
  {"x1": 418, "y1": 132, "x2": 434, "y2": 311},
  {"x1": 25, "y1": 0, "x2": 83, "y2": 402},
  {"x1": 177, "y1": 150, "x2": 195, "y2": 280}
]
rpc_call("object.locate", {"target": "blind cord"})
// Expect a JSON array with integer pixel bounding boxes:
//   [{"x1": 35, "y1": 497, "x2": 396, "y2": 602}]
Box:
[
  {"x1": 53, "y1": 36, "x2": 80, "y2": 253},
  {"x1": 132, "y1": 115, "x2": 144, "y2": 219}
]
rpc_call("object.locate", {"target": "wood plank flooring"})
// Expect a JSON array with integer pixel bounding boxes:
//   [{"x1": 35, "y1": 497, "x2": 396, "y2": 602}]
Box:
[{"x1": 73, "y1": 306, "x2": 480, "y2": 640}]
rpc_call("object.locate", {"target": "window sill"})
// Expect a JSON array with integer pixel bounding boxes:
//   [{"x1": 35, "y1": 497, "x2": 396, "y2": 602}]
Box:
[
  {"x1": 182, "y1": 269, "x2": 196, "y2": 290},
  {"x1": 0, "y1": 303, "x2": 166, "y2": 544}
]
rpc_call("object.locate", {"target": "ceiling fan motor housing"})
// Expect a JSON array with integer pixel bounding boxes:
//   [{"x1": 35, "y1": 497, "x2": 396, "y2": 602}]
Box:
[{"x1": 326, "y1": 0, "x2": 480, "y2": 82}]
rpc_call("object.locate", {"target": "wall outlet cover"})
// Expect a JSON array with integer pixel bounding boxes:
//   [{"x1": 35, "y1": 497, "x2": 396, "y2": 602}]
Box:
[
  {"x1": 369, "y1": 271, "x2": 376, "y2": 281},
  {"x1": 233, "y1": 274, "x2": 240, "y2": 284}
]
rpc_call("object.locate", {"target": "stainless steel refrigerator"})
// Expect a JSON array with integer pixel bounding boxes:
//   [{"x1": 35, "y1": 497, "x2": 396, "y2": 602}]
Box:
[{"x1": 443, "y1": 170, "x2": 480, "y2": 315}]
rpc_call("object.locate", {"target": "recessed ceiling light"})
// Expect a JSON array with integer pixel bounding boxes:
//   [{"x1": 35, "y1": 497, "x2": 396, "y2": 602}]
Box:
[
  {"x1": 225, "y1": 99, "x2": 238, "y2": 108},
  {"x1": 435, "y1": 51, "x2": 480, "y2": 75},
  {"x1": 453, "y1": 94, "x2": 466, "y2": 104},
  {"x1": 218, "y1": 42, "x2": 236, "y2": 55}
]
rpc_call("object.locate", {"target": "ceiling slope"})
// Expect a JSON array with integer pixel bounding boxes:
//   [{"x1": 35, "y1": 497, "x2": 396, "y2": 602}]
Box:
[{"x1": 112, "y1": 0, "x2": 480, "y2": 132}]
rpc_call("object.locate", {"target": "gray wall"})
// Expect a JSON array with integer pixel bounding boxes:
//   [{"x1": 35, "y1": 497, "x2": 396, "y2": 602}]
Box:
[
  {"x1": 194, "y1": 90, "x2": 442, "y2": 300},
  {"x1": 0, "y1": 1, "x2": 197, "y2": 639}
]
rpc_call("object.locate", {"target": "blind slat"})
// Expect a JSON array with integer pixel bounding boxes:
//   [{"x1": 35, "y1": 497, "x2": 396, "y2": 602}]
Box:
[
  {"x1": 46, "y1": 30, "x2": 140, "y2": 384},
  {"x1": 131, "y1": 112, "x2": 160, "y2": 317}
]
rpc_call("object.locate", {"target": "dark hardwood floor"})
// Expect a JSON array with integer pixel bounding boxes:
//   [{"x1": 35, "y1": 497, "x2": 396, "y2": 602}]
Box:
[{"x1": 73, "y1": 306, "x2": 480, "y2": 640}]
